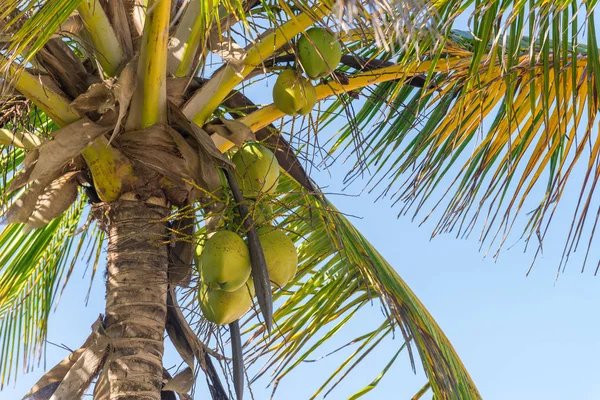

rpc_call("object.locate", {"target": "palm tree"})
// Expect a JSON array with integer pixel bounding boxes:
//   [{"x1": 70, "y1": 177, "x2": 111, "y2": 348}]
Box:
[{"x1": 1, "y1": 0, "x2": 591, "y2": 399}]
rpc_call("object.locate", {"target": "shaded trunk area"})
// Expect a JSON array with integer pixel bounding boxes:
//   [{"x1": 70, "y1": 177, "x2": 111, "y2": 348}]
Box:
[{"x1": 104, "y1": 198, "x2": 170, "y2": 399}]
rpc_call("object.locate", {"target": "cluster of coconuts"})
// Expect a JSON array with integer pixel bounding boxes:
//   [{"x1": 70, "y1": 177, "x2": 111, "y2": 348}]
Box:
[
  {"x1": 197, "y1": 143, "x2": 299, "y2": 325},
  {"x1": 273, "y1": 27, "x2": 343, "y2": 116}
]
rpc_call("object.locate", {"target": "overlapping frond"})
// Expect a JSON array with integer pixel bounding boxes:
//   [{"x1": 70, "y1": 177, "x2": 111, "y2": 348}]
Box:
[
  {"x1": 0, "y1": 198, "x2": 95, "y2": 387},
  {"x1": 0, "y1": 107, "x2": 101, "y2": 387},
  {"x1": 318, "y1": 9, "x2": 600, "y2": 272},
  {"x1": 0, "y1": 0, "x2": 81, "y2": 68}
]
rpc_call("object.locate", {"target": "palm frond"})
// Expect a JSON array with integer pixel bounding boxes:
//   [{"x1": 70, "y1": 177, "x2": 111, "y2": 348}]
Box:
[
  {"x1": 0, "y1": 195, "x2": 98, "y2": 388},
  {"x1": 0, "y1": 0, "x2": 82, "y2": 69},
  {"x1": 317, "y1": 21, "x2": 600, "y2": 272},
  {"x1": 332, "y1": 0, "x2": 442, "y2": 53},
  {"x1": 0, "y1": 106, "x2": 101, "y2": 387}
]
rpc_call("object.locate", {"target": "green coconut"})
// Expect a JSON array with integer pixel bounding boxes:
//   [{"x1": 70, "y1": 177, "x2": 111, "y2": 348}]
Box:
[
  {"x1": 199, "y1": 281, "x2": 254, "y2": 325},
  {"x1": 272, "y1": 69, "x2": 317, "y2": 116},
  {"x1": 257, "y1": 227, "x2": 298, "y2": 288},
  {"x1": 248, "y1": 201, "x2": 274, "y2": 225},
  {"x1": 297, "y1": 27, "x2": 342, "y2": 79},
  {"x1": 199, "y1": 230, "x2": 251, "y2": 292},
  {"x1": 232, "y1": 142, "x2": 280, "y2": 198}
]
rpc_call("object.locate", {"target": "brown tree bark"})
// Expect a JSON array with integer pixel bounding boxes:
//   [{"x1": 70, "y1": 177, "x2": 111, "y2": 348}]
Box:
[{"x1": 103, "y1": 198, "x2": 170, "y2": 400}]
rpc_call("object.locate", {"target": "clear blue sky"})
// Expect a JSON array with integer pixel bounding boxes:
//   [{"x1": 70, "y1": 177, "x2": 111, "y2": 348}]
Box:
[{"x1": 4, "y1": 10, "x2": 600, "y2": 400}]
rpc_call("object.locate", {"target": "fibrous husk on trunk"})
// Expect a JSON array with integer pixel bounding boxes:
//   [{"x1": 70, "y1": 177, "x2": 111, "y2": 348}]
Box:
[
  {"x1": 15, "y1": 118, "x2": 111, "y2": 189},
  {"x1": 8, "y1": 148, "x2": 39, "y2": 191},
  {"x1": 24, "y1": 171, "x2": 80, "y2": 231},
  {"x1": 23, "y1": 317, "x2": 107, "y2": 400},
  {"x1": 35, "y1": 38, "x2": 95, "y2": 100},
  {"x1": 164, "y1": 124, "x2": 206, "y2": 192},
  {"x1": 116, "y1": 116, "x2": 229, "y2": 206},
  {"x1": 3, "y1": 166, "x2": 62, "y2": 225},
  {"x1": 168, "y1": 216, "x2": 194, "y2": 286},
  {"x1": 103, "y1": 199, "x2": 170, "y2": 399},
  {"x1": 162, "y1": 367, "x2": 194, "y2": 394},
  {"x1": 92, "y1": 370, "x2": 109, "y2": 400},
  {"x1": 116, "y1": 123, "x2": 196, "y2": 205},
  {"x1": 204, "y1": 117, "x2": 255, "y2": 147},
  {"x1": 71, "y1": 82, "x2": 115, "y2": 115},
  {"x1": 165, "y1": 288, "x2": 228, "y2": 399}
]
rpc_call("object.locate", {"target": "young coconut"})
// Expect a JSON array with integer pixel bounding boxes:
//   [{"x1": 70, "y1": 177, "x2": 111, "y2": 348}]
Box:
[
  {"x1": 230, "y1": 200, "x2": 274, "y2": 232},
  {"x1": 199, "y1": 280, "x2": 254, "y2": 325},
  {"x1": 199, "y1": 230, "x2": 251, "y2": 292},
  {"x1": 232, "y1": 142, "x2": 280, "y2": 198},
  {"x1": 250, "y1": 201, "x2": 274, "y2": 225},
  {"x1": 272, "y1": 69, "x2": 317, "y2": 116},
  {"x1": 257, "y1": 227, "x2": 298, "y2": 288},
  {"x1": 297, "y1": 27, "x2": 342, "y2": 79}
]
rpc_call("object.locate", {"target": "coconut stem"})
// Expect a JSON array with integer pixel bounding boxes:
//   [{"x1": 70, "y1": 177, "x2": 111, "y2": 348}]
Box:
[
  {"x1": 222, "y1": 168, "x2": 272, "y2": 332},
  {"x1": 230, "y1": 320, "x2": 244, "y2": 400}
]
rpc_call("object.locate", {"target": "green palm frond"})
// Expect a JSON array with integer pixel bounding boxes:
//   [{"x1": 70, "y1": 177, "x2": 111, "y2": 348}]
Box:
[
  {"x1": 0, "y1": 0, "x2": 82, "y2": 68},
  {"x1": 0, "y1": 196, "x2": 97, "y2": 387},
  {"x1": 317, "y1": 18, "x2": 600, "y2": 271},
  {"x1": 0, "y1": 107, "x2": 101, "y2": 387}
]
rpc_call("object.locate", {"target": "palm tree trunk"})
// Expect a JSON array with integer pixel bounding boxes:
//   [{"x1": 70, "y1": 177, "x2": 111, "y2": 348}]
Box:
[{"x1": 104, "y1": 197, "x2": 169, "y2": 399}]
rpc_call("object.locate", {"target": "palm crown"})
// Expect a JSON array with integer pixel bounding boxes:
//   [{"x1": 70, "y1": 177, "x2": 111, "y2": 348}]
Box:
[{"x1": 0, "y1": 0, "x2": 593, "y2": 399}]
